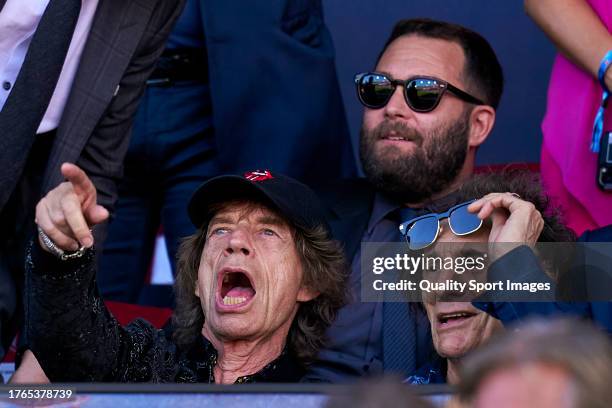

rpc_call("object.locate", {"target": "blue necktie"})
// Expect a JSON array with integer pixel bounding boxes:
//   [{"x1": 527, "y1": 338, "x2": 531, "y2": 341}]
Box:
[{"x1": 382, "y1": 207, "x2": 419, "y2": 376}]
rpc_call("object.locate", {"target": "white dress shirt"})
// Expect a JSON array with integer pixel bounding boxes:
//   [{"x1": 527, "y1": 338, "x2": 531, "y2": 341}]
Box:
[{"x1": 0, "y1": 0, "x2": 99, "y2": 133}]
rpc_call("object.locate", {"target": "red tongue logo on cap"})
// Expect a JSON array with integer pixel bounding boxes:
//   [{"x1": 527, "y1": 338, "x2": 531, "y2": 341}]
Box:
[{"x1": 244, "y1": 170, "x2": 273, "y2": 182}]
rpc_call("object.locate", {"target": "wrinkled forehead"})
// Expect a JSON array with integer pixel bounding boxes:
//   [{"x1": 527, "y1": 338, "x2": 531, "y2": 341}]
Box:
[{"x1": 206, "y1": 199, "x2": 291, "y2": 231}]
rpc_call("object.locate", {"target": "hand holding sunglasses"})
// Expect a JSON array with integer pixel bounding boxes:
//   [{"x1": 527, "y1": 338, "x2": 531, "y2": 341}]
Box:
[
  {"x1": 398, "y1": 193, "x2": 544, "y2": 251},
  {"x1": 467, "y1": 192, "x2": 544, "y2": 246},
  {"x1": 354, "y1": 72, "x2": 485, "y2": 112}
]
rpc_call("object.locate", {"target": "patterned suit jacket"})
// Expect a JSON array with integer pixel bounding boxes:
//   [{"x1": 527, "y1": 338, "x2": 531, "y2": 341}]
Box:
[
  {"x1": 40, "y1": 0, "x2": 185, "y2": 214},
  {"x1": 0, "y1": 0, "x2": 184, "y2": 361}
]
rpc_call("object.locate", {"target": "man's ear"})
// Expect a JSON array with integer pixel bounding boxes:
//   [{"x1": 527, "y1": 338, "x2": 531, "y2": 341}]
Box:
[
  {"x1": 297, "y1": 286, "x2": 320, "y2": 303},
  {"x1": 194, "y1": 279, "x2": 200, "y2": 298},
  {"x1": 468, "y1": 105, "x2": 496, "y2": 148}
]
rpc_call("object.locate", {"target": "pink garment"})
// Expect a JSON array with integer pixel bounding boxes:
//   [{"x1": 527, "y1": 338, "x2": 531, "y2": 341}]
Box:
[{"x1": 541, "y1": 0, "x2": 612, "y2": 235}]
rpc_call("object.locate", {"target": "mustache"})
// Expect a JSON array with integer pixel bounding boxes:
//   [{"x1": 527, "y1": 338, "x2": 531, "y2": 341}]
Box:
[{"x1": 371, "y1": 120, "x2": 424, "y2": 146}]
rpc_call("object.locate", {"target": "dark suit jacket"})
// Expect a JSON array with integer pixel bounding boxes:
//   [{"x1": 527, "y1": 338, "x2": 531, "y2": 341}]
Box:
[
  {"x1": 199, "y1": 0, "x2": 356, "y2": 184},
  {"x1": 305, "y1": 179, "x2": 433, "y2": 382},
  {"x1": 475, "y1": 225, "x2": 612, "y2": 335},
  {"x1": 40, "y1": 0, "x2": 185, "y2": 214},
  {"x1": 0, "y1": 0, "x2": 184, "y2": 360}
]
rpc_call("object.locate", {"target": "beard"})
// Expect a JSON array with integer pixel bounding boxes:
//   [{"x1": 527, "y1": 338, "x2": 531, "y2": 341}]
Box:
[{"x1": 359, "y1": 113, "x2": 470, "y2": 203}]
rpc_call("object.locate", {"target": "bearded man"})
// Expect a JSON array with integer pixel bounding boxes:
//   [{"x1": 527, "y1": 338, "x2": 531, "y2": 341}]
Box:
[{"x1": 306, "y1": 18, "x2": 503, "y2": 382}]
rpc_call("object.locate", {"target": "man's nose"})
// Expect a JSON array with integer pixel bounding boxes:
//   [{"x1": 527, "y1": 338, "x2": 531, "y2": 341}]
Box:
[
  {"x1": 435, "y1": 265, "x2": 471, "y2": 302},
  {"x1": 383, "y1": 84, "x2": 412, "y2": 120},
  {"x1": 224, "y1": 228, "x2": 252, "y2": 256}
]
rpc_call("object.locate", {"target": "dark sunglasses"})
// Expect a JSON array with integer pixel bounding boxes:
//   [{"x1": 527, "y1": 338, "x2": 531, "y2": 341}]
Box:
[
  {"x1": 398, "y1": 200, "x2": 483, "y2": 250},
  {"x1": 354, "y1": 72, "x2": 485, "y2": 112}
]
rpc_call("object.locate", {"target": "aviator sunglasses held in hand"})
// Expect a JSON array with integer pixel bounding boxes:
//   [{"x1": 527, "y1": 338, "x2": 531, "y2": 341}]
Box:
[
  {"x1": 354, "y1": 72, "x2": 485, "y2": 112},
  {"x1": 399, "y1": 200, "x2": 483, "y2": 250}
]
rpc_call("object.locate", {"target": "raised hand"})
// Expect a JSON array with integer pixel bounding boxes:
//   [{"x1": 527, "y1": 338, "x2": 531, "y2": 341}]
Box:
[
  {"x1": 468, "y1": 192, "x2": 544, "y2": 245},
  {"x1": 35, "y1": 163, "x2": 109, "y2": 252}
]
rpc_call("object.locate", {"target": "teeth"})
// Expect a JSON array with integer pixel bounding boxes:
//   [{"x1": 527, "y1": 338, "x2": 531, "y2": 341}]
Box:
[
  {"x1": 442, "y1": 313, "x2": 471, "y2": 320},
  {"x1": 223, "y1": 296, "x2": 247, "y2": 305},
  {"x1": 223, "y1": 275, "x2": 230, "y2": 283}
]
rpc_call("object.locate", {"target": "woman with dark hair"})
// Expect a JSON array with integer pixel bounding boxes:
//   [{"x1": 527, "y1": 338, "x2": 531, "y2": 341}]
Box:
[{"x1": 21, "y1": 165, "x2": 348, "y2": 383}]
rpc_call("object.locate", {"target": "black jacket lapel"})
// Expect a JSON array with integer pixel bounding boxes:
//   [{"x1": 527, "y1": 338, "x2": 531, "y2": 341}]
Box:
[
  {"x1": 44, "y1": 0, "x2": 156, "y2": 191},
  {"x1": 318, "y1": 178, "x2": 375, "y2": 261}
]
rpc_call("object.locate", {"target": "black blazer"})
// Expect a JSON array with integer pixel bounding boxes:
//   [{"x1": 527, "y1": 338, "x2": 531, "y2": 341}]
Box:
[
  {"x1": 196, "y1": 0, "x2": 356, "y2": 184},
  {"x1": 320, "y1": 178, "x2": 376, "y2": 261},
  {"x1": 40, "y1": 0, "x2": 185, "y2": 214},
  {"x1": 0, "y1": 0, "x2": 184, "y2": 361}
]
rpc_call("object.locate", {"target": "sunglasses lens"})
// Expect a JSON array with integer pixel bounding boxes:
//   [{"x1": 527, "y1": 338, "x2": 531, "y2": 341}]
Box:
[
  {"x1": 406, "y1": 78, "x2": 442, "y2": 112},
  {"x1": 406, "y1": 216, "x2": 439, "y2": 250},
  {"x1": 449, "y1": 204, "x2": 482, "y2": 235},
  {"x1": 358, "y1": 73, "x2": 394, "y2": 108}
]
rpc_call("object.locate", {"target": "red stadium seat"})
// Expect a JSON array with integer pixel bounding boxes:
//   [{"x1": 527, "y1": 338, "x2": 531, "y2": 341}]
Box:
[
  {"x1": 105, "y1": 301, "x2": 173, "y2": 329},
  {"x1": 1, "y1": 337, "x2": 17, "y2": 363}
]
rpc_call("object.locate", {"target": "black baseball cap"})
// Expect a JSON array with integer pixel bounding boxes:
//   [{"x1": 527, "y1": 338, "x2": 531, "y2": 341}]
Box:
[{"x1": 188, "y1": 170, "x2": 331, "y2": 234}]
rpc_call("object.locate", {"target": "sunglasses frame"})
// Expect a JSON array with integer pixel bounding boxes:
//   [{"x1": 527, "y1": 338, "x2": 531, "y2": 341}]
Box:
[
  {"x1": 398, "y1": 199, "x2": 483, "y2": 250},
  {"x1": 354, "y1": 72, "x2": 485, "y2": 112}
]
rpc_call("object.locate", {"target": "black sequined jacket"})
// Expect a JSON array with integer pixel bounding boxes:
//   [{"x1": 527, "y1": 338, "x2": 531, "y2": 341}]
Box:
[{"x1": 24, "y1": 243, "x2": 304, "y2": 383}]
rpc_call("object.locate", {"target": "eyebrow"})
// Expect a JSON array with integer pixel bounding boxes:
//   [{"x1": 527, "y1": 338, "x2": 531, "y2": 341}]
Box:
[
  {"x1": 373, "y1": 70, "x2": 393, "y2": 79},
  {"x1": 208, "y1": 215, "x2": 233, "y2": 226},
  {"x1": 208, "y1": 214, "x2": 287, "y2": 227},
  {"x1": 256, "y1": 215, "x2": 286, "y2": 227}
]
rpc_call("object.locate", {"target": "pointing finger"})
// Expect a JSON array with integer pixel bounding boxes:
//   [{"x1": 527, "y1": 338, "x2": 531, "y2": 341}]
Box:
[
  {"x1": 60, "y1": 163, "x2": 96, "y2": 201},
  {"x1": 61, "y1": 193, "x2": 93, "y2": 248},
  {"x1": 84, "y1": 204, "x2": 109, "y2": 227}
]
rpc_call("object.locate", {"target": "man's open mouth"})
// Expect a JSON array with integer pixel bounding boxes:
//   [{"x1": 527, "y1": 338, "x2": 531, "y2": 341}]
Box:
[
  {"x1": 378, "y1": 130, "x2": 421, "y2": 145},
  {"x1": 437, "y1": 311, "x2": 477, "y2": 326},
  {"x1": 218, "y1": 269, "x2": 256, "y2": 307},
  {"x1": 381, "y1": 134, "x2": 413, "y2": 142}
]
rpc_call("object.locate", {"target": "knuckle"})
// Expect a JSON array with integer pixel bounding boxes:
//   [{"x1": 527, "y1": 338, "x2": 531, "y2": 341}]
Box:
[
  {"x1": 60, "y1": 192, "x2": 77, "y2": 207},
  {"x1": 57, "y1": 182, "x2": 73, "y2": 194},
  {"x1": 36, "y1": 216, "x2": 50, "y2": 229},
  {"x1": 35, "y1": 200, "x2": 45, "y2": 215},
  {"x1": 73, "y1": 225, "x2": 89, "y2": 237},
  {"x1": 47, "y1": 193, "x2": 62, "y2": 210},
  {"x1": 49, "y1": 210, "x2": 67, "y2": 226},
  {"x1": 56, "y1": 237, "x2": 77, "y2": 250},
  {"x1": 45, "y1": 225, "x2": 62, "y2": 239}
]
